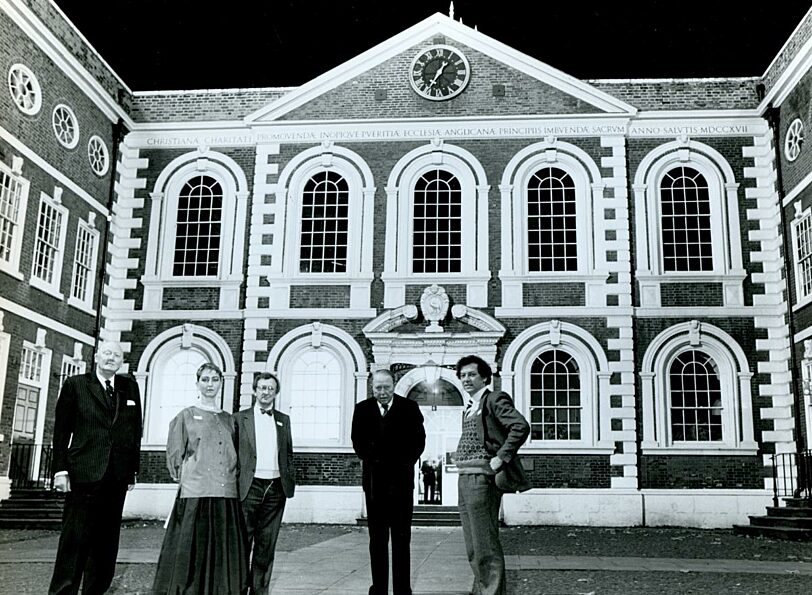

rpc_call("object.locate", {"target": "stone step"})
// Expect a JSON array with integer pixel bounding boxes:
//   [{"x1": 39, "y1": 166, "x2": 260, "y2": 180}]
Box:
[
  {"x1": 783, "y1": 497, "x2": 812, "y2": 508},
  {"x1": 6, "y1": 489, "x2": 63, "y2": 500},
  {"x1": 0, "y1": 517, "x2": 62, "y2": 530},
  {"x1": 767, "y1": 505, "x2": 812, "y2": 518},
  {"x1": 748, "y1": 515, "x2": 812, "y2": 529},
  {"x1": 733, "y1": 523, "x2": 812, "y2": 541},
  {"x1": 0, "y1": 507, "x2": 63, "y2": 518}
]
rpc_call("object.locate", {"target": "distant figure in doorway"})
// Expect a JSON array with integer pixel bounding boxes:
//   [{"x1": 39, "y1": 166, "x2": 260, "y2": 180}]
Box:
[
  {"x1": 435, "y1": 459, "x2": 443, "y2": 501},
  {"x1": 49, "y1": 340, "x2": 142, "y2": 595},
  {"x1": 152, "y1": 362, "x2": 249, "y2": 595},
  {"x1": 454, "y1": 355, "x2": 530, "y2": 595},
  {"x1": 352, "y1": 369, "x2": 426, "y2": 595},
  {"x1": 421, "y1": 459, "x2": 436, "y2": 503},
  {"x1": 235, "y1": 372, "x2": 296, "y2": 594}
]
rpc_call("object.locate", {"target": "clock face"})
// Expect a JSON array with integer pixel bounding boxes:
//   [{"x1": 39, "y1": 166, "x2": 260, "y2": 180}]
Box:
[{"x1": 409, "y1": 45, "x2": 471, "y2": 101}]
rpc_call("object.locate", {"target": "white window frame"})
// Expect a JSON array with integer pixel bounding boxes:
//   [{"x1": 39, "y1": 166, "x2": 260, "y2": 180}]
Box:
[
  {"x1": 141, "y1": 150, "x2": 249, "y2": 311},
  {"x1": 382, "y1": 141, "x2": 490, "y2": 308},
  {"x1": 29, "y1": 189, "x2": 68, "y2": 299},
  {"x1": 634, "y1": 139, "x2": 745, "y2": 307},
  {"x1": 499, "y1": 139, "x2": 604, "y2": 308},
  {"x1": 791, "y1": 204, "x2": 812, "y2": 309},
  {"x1": 266, "y1": 322, "x2": 367, "y2": 452},
  {"x1": 67, "y1": 214, "x2": 100, "y2": 314},
  {"x1": 640, "y1": 321, "x2": 757, "y2": 455},
  {"x1": 501, "y1": 320, "x2": 613, "y2": 453},
  {"x1": 802, "y1": 341, "x2": 812, "y2": 447},
  {"x1": 52, "y1": 104, "x2": 79, "y2": 149},
  {"x1": 87, "y1": 136, "x2": 109, "y2": 176},
  {"x1": 784, "y1": 118, "x2": 804, "y2": 162},
  {"x1": 0, "y1": 156, "x2": 30, "y2": 279},
  {"x1": 7, "y1": 63, "x2": 41, "y2": 116},
  {"x1": 269, "y1": 144, "x2": 375, "y2": 312},
  {"x1": 59, "y1": 343, "x2": 87, "y2": 391},
  {"x1": 12, "y1": 330, "x2": 52, "y2": 453},
  {"x1": 136, "y1": 324, "x2": 236, "y2": 449}
]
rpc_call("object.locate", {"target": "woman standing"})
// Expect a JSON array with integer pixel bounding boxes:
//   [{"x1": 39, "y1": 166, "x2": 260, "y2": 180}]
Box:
[{"x1": 152, "y1": 363, "x2": 249, "y2": 594}]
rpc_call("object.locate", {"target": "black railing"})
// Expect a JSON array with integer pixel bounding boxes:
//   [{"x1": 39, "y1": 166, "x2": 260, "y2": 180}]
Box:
[
  {"x1": 9, "y1": 443, "x2": 54, "y2": 490},
  {"x1": 771, "y1": 450, "x2": 812, "y2": 507}
]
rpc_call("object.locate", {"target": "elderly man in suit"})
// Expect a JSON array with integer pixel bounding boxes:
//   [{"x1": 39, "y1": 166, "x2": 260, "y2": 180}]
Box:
[
  {"x1": 351, "y1": 368, "x2": 425, "y2": 595},
  {"x1": 454, "y1": 355, "x2": 530, "y2": 595},
  {"x1": 49, "y1": 340, "x2": 142, "y2": 595},
  {"x1": 235, "y1": 372, "x2": 295, "y2": 594}
]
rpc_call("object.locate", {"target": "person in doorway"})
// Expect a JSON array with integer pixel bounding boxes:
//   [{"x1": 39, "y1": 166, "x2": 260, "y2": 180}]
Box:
[
  {"x1": 454, "y1": 355, "x2": 530, "y2": 595},
  {"x1": 351, "y1": 369, "x2": 426, "y2": 595},
  {"x1": 234, "y1": 372, "x2": 296, "y2": 594},
  {"x1": 152, "y1": 362, "x2": 249, "y2": 594},
  {"x1": 49, "y1": 340, "x2": 142, "y2": 595},
  {"x1": 421, "y1": 459, "x2": 436, "y2": 503},
  {"x1": 435, "y1": 458, "x2": 443, "y2": 502}
]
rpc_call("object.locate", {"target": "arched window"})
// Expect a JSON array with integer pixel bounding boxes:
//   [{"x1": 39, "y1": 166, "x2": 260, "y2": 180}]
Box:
[
  {"x1": 640, "y1": 321, "x2": 756, "y2": 454},
  {"x1": 412, "y1": 169, "x2": 462, "y2": 274},
  {"x1": 137, "y1": 325, "x2": 236, "y2": 447},
  {"x1": 382, "y1": 142, "x2": 490, "y2": 307},
  {"x1": 173, "y1": 175, "x2": 222, "y2": 277},
  {"x1": 529, "y1": 350, "x2": 581, "y2": 440},
  {"x1": 660, "y1": 167, "x2": 713, "y2": 272},
  {"x1": 668, "y1": 350, "x2": 722, "y2": 442},
  {"x1": 267, "y1": 322, "x2": 367, "y2": 449},
  {"x1": 634, "y1": 141, "x2": 745, "y2": 307},
  {"x1": 527, "y1": 167, "x2": 577, "y2": 272},
  {"x1": 299, "y1": 171, "x2": 349, "y2": 273}
]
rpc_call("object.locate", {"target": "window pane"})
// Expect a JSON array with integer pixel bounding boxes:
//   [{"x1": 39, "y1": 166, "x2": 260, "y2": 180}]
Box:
[
  {"x1": 299, "y1": 171, "x2": 350, "y2": 273},
  {"x1": 660, "y1": 167, "x2": 713, "y2": 272},
  {"x1": 527, "y1": 167, "x2": 577, "y2": 272},
  {"x1": 529, "y1": 350, "x2": 581, "y2": 440},
  {"x1": 413, "y1": 169, "x2": 462, "y2": 274},
  {"x1": 669, "y1": 350, "x2": 723, "y2": 442},
  {"x1": 172, "y1": 175, "x2": 222, "y2": 277}
]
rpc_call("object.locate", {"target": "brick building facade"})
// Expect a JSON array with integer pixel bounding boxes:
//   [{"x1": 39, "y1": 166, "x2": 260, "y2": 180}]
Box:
[{"x1": 1, "y1": 0, "x2": 811, "y2": 527}]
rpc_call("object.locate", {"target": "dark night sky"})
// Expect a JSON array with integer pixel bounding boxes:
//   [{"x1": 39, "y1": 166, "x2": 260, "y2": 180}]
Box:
[{"x1": 53, "y1": 1, "x2": 812, "y2": 91}]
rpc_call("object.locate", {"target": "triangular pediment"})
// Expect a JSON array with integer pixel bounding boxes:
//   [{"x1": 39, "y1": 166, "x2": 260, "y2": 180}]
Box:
[{"x1": 245, "y1": 13, "x2": 635, "y2": 124}]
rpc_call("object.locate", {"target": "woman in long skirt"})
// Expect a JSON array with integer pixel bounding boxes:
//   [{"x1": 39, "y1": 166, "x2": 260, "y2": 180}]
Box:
[{"x1": 152, "y1": 362, "x2": 249, "y2": 595}]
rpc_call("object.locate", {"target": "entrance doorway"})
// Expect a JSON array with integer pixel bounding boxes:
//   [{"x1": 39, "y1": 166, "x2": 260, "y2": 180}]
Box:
[{"x1": 419, "y1": 407, "x2": 463, "y2": 505}]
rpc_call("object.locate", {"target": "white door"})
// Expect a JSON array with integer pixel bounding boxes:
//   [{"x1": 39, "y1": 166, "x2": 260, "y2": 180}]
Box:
[{"x1": 420, "y1": 407, "x2": 463, "y2": 505}]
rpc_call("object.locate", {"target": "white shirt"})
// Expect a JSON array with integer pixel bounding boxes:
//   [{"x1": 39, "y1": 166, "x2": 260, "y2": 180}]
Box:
[
  {"x1": 253, "y1": 404, "x2": 280, "y2": 479},
  {"x1": 464, "y1": 386, "x2": 488, "y2": 419},
  {"x1": 377, "y1": 398, "x2": 394, "y2": 417},
  {"x1": 96, "y1": 370, "x2": 114, "y2": 391}
]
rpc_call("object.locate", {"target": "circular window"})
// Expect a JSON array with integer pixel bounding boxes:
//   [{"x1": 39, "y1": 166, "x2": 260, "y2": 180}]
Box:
[
  {"x1": 52, "y1": 104, "x2": 79, "y2": 148},
  {"x1": 7, "y1": 63, "x2": 42, "y2": 115},
  {"x1": 87, "y1": 135, "x2": 109, "y2": 176},
  {"x1": 785, "y1": 118, "x2": 804, "y2": 162}
]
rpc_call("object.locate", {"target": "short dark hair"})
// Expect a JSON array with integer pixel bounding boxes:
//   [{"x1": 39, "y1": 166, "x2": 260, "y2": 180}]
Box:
[
  {"x1": 253, "y1": 372, "x2": 280, "y2": 393},
  {"x1": 196, "y1": 362, "x2": 223, "y2": 381},
  {"x1": 371, "y1": 368, "x2": 396, "y2": 384},
  {"x1": 455, "y1": 355, "x2": 492, "y2": 383}
]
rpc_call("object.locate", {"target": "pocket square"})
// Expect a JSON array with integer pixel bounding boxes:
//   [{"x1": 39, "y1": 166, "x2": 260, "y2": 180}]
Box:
[
  {"x1": 276, "y1": 420, "x2": 284, "y2": 426},
  {"x1": 127, "y1": 400, "x2": 136, "y2": 406}
]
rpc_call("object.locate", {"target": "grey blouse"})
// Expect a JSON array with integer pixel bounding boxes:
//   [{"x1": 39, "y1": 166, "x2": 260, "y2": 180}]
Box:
[{"x1": 166, "y1": 406, "x2": 239, "y2": 499}]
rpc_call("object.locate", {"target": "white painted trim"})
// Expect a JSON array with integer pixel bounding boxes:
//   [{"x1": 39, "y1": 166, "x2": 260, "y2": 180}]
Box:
[
  {"x1": 758, "y1": 16, "x2": 812, "y2": 111},
  {"x1": 28, "y1": 191, "x2": 68, "y2": 299},
  {"x1": 783, "y1": 168, "x2": 812, "y2": 207},
  {"x1": 0, "y1": 124, "x2": 108, "y2": 214},
  {"x1": 68, "y1": 218, "x2": 100, "y2": 312},
  {"x1": 0, "y1": 297, "x2": 95, "y2": 344},
  {"x1": 109, "y1": 309, "x2": 244, "y2": 321},
  {"x1": 1, "y1": 0, "x2": 133, "y2": 125},
  {"x1": 0, "y1": 158, "x2": 30, "y2": 279},
  {"x1": 0, "y1": 324, "x2": 10, "y2": 436},
  {"x1": 245, "y1": 13, "x2": 635, "y2": 123},
  {"x1": 244, "y1": 308, "x2": 377, "y2": 319}
]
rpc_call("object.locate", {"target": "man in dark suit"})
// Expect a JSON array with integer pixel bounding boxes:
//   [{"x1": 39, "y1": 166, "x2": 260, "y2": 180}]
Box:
[
  {"x1": 351, "y1": 369, "x2": 425, "y2": 595},
  {"x1": 49, "y1": 340, "x2": 142, "y2": 595},
  {"x1": 454, "y1": 355, "x2": 530, "y2": 595},
  {"x1": 235, "y1": 372, "x2": 295, "y2": 594}
]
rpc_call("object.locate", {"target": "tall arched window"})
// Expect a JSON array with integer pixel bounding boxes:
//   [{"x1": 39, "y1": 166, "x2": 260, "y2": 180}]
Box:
[
  {"x1": 660, "y1": 167, "x2": 713, "y2": 272},
  {"x1": 287, "y1": 349, "x2": 342, "y2": 442},
  {"x1": 668, "y1": 350, "x2": 722, "y2": 442},
  {"x1": 412, "y1": 169, "x2": 462, "y2": 274},
  {"x1": 529, "y1": 350, "x2": 581, "y2": 440},
  {"x1": 173, "y1": 175, "x2": 222, "y2": 277},
  {"x1": 527, "y1": 167, "x2": 577, "y2": 272},
  {"x1": 299, "y1": 171, "x2": 349, "y2": 273}
]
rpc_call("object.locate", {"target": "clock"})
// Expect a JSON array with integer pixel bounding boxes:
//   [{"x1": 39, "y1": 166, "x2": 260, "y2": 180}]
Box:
[{"x1": 409, "y1": 45, "x2": 471, "y2": 101}]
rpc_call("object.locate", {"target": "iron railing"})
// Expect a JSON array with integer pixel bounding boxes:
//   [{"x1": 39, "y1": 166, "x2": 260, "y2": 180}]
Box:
[
  {"x1": 771, "y1": 449, "x2": 812, "y2": 507},
  {"x1": 9, "y1": 443, "x2": 54, "y2": 490}
]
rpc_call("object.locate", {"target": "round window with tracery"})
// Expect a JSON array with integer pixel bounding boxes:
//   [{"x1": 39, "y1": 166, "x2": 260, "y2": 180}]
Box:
[
  {"x1": 785, "y1": 118, "x2": 804, "y2": 162},
  {"x1": 87, "y1": 135, "x2": 109, "y2": 176},
  {"x1": 52, "y1": 104, "x2": 79, "y2": 148},
  {"x1": 7, "y1": 63, "x2": 42, "y2": 115}
]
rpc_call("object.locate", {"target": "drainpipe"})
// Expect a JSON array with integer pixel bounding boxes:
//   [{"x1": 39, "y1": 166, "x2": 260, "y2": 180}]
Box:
[
  {"x1": 764, "y1": 104, "x2": 807, "y2": 491},
  {"x1": 91, "y1": 117, "x2": 125, "y2": 362}
]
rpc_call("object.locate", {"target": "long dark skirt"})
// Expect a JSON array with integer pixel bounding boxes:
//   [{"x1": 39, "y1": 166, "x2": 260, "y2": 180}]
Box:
[{"x1": 152, "y1": 496, "x2": 249, "y2": 595}]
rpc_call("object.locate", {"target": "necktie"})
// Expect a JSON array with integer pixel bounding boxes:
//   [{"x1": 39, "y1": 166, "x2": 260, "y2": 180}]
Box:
[
  {"x1": 104, "y1": 379, "x2": 115, "y2": 409},
  {"x1": 260, "y1": 408, "x2": 273, "y2": 416},
  {"x1": 464, "y1": 398, "x2": 474, "y2": 417},
  {"x1": 381, "y1": 403, "x2": 389, "y2": 416}
]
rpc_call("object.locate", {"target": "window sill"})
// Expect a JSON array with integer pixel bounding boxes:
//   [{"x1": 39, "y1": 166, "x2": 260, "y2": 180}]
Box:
[
  {"x1": 29, "y1": 277, "x2": 64, "y2": 300},
  {"x1": 141, "y1": 276, "x2": 241, "y2": 288},
  {"x1": 67, "y1": 296, "x2": 97, "y2": 316},
  {"x1": 642, "y1": 444, "x2": 759, "y2": 456},
  {"x1": 521, "y1": 444, "x2": 616, "y2": 455},
  {"x1": 0, "y1": 264, "x2": 23, "y2": 280},
  {"x1": 792, "y1": 294, "x2": 812, "y2": 312}
]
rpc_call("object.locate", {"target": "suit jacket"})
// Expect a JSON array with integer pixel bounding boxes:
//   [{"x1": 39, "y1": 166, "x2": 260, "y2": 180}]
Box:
[
  {"x1": 234, "y1": 407, "x2": 295, "y2": 501},
  {"x1": 351, "y1": 395, "x2": 425, "y2": 494},
  {"x1": 475, "y1": 390, "x2": 531, "y2": 493},
  {"x1": 51, "y1": 372, "x2": 142, "y2": 484}
]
